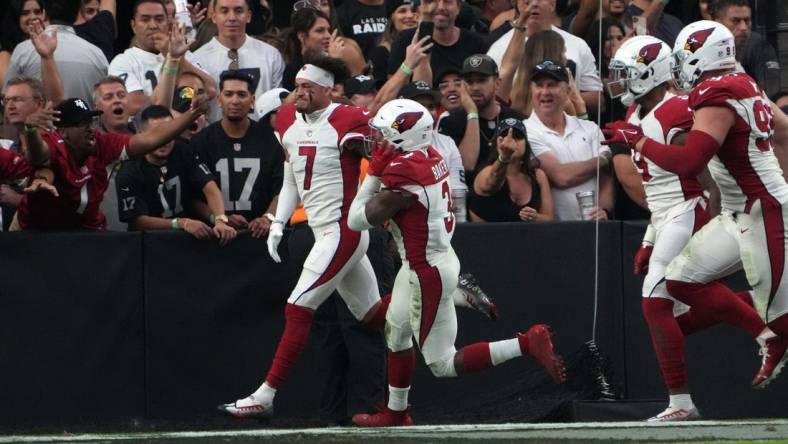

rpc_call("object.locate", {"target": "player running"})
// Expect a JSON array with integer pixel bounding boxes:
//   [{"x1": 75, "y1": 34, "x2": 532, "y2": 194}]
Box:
[
  {"x1": 604, "y1": 21, "x2": 788, "y2": 400},
  {"x1": 607, "y1": 35, "x2": 785, "y2": 422},
  {"x1": 347, "y1": 99, "x2": 566, "y2": 427}
]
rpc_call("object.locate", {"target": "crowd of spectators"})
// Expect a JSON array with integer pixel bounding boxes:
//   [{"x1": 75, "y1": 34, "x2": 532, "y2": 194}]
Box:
[{"x1": 0, "y1": 0, "x2": 784, "y2": 234}]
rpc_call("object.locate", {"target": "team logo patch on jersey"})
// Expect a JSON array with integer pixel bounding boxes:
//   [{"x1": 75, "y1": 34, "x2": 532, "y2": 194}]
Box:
[
  {"x1": 684, "y1": 28, "x2": 714, "y2": 53},
  {"x1": 636, "y1": 43, "x2": 662, "y2": 65},
  {"x1": 391, "y1": 112, "x2": 422, "y2": 133}
]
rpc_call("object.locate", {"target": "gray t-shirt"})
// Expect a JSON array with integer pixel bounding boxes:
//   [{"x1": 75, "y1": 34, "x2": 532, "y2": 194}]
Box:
[{"x1": 4, "y1": 25, "x2": 108, "y2": 104}]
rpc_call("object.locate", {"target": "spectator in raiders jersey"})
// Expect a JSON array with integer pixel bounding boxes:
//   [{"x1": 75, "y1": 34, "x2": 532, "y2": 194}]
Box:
[
  {"x1": 189, "y1": 70, "x2": 284, "y2": 235},
  {"x1": 17, "y1": 94, "x2": 210, "y2": 230},
  {"x1": 191, "y1": 0, "x2": 285, "y2": 123},
  {"x1": 109, "y1": 0, "x2": 216, "y2": 116},
  {"x1": 116, "y1": 105, "x2": 236, "y2": 245}
]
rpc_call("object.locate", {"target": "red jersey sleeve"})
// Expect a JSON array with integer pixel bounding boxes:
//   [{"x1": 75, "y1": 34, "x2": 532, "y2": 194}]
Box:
[
  {"x1": 329, "y1": 105, "x2": 371, "y2": 147},
  {"x1": 95, "y1": 130, "x2": 131, "y2": 166},
  {"x1": 40, "y1": 131, "x2": 69, "y2": 174},
  {"x1": 654, "y1": 95, "x2": 693, "y2": 142},
  {"x1": 381, "y1": 148, "x2": 447, "y2": 190},
  {"x1": 274, "y1": 104, "x2": 297, "y2": 145},
  {"x1": 0, "y1": 148, "x2": 32, "y2": 180}
]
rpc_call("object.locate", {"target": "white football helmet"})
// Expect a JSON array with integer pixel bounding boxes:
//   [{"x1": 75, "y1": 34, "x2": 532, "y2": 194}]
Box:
[
  {"x1": 608, "y1": 36, "x2": 672, "y2": 106},
  {"x1": 671, "y1": 20, "x2": 736, "y2": 91},
  {"x1": 369, "y1": 99, "x2": 433, "y2": 152}
]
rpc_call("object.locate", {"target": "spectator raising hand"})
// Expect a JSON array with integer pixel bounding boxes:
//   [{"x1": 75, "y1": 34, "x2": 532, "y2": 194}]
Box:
[{"x1": 29, "y1": 21, "x2": 64, "y2": 105}]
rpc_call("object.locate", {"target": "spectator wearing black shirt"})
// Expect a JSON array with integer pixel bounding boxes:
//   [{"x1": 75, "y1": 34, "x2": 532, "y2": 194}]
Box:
[
  {"x1": 438, "y1": 54, "x2": 524, "y2": 178},
  {"x1": 116, "y1": 105, "x2": 237, "y2": 245},
  {"x1": 337, "y1": 0, "x2": 388, "y2": 55},
  {"x1": 387, "y1": 0, "x2": 488, "y2": 78},
  {"x1": 73, "y1": 0, "x2": 117, "y2": 62},
  {"x1": 625, "y1": 0, "x2": 683, "y2": 46},
  {"x1": 368, "y1": 0, "x2": 417, "y2": 80},
  {"x1": 189, "y1": 70, "x2": 284, "y2": 236},
  {"x1": 712, "y1": 0, "x2": 781, "y2": 98}
]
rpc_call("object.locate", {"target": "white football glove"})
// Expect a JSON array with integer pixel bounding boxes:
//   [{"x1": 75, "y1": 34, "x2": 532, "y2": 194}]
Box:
[{"x1": 267, "y1": 221, "x2": 284, "y2": 263}]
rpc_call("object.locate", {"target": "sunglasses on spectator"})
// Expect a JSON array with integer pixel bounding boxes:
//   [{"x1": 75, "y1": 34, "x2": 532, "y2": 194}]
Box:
[
  {"x1": 228, "y1": 49, "x2": 239, "y2": 70},
  {"x1": 534, "y1": 60, "x2": 564, "y2": 73},
  {"x1": 293, "y1": 0, "x2": 319, "y2": 11}
]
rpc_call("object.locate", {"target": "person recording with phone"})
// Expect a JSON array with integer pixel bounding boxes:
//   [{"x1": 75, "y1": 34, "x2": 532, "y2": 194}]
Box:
[{"x1": 386, "y1": 0, "x2": 489, "y2": 80}]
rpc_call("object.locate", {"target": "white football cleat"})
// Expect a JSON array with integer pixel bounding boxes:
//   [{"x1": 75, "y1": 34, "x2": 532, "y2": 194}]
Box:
[
  {"x1": 647, "y1": 406, "x2": 701, "y2": 422},
  {"x1": 218, "y1": 396, "x2": 273, "y2": 419}
]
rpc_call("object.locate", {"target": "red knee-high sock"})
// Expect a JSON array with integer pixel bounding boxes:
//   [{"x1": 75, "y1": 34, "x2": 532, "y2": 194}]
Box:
[
  {"x1": 666, "y1": 281, "x2": 765, "y2": 338},
  {"x1": 768, "y1": 313, "x2": 788, "y2": 338},
  {"x1": 366, "y1": 293, "x2": 391, "y2": 330},
  {"x1": 388, "y1": 348, "x2": 416, "y2": 388},
  {"x1": 642, "y1": 298, "x2": 688, "y2": 390},
  {"x1": 459, "y1": 342, "x2": 493, "y2": 374},
  {"x1": 265, "y1": 304, "x2": 314, "y2": 388}
]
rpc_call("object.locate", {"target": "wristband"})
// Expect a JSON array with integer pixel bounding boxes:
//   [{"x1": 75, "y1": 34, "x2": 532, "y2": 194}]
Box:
[
  {"x1": 163, "y1": 64, "x2": 178, "y2": 74},
  {"x1": 510, "y1": 20, "x2": 526, "y2": 31},
  {"x1": 264, "y1": 213, "x2": 275, "y2": 222},
  {"x1": 466, "y1": 112, "x2": 479, "y2": 121},
  {"x1": 171, "y1": 218, "x2": 180, "y2": 230},
  {"x1": 577, "y1": 113, "x2": 589, "y2": 120},
  {"x1": 400, "y1": 63, "x2": 413, "y2": 76},
  {"x1": 24, "y1": 124, "x2": 38, "y2": 134},
  {"x1": 497, "y1": 154, "x2": 511, "y2": 164}
]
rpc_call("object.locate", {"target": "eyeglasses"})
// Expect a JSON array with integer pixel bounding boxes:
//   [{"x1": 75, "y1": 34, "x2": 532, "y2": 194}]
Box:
[
  {"x1": 534, "y1": 60, "x2": 564, "y2": 73},
  {"x1": 0, "y1": 95, "x2": 36, "y2": 106},
  {"x1": 228, "y1": 49, "x2": 239, "y2": 70}
]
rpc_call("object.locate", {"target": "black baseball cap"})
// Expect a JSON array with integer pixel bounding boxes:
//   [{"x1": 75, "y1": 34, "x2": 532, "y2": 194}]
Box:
[
  {"x1": 398, "y1": 81, "x2": 441, "y2": 102},
  {"x1": 531, "y1": 59, "x2": 569, "y2": 83},
  {"x1": 496, "y1": 117, "x2": 527, "y2": 139},
  {"x1": 55, "y1": 98, "x2": 102, "y2": 128},
  {"x1": 461, "y1": 54, "x2": 499, "y2": 78},
  {"x1": 344, "y1": 75, "x2": 382, "y2": 98},
  {"x1": 435, "y1": 66, "x2": 462, "y2": 85},
  {"x1": 385, "y1": 0, "x2": 416, "y2": 17}
]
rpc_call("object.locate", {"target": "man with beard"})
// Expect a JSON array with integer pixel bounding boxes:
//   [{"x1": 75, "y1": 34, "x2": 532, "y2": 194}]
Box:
[
  {"x1": 16, "y1": 95, "x2": 209, "y2": 230},
  {"x1": 188, "y1": 70, "x2": 284, "y2": 233},
  {"x1": 438, "y1": 54, "x2": 524, "y2": 179},
  {"x1": 116, "y1": 105, "x2": 236, "y2": 245}
]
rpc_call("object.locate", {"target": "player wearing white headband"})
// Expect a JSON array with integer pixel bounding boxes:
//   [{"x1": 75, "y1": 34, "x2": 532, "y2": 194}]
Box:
[{"x1": 219, "y1": 54, "x2": 390, "y2": 419}]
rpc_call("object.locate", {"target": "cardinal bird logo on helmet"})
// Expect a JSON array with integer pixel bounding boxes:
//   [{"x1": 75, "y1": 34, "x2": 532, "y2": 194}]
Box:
[
  {"x1": 391, "y1": 112, "x2": 423, "y2": 133},
  {"x1": 636, "y1": 43, "x2": 662, "y2": 65},
  {"x1": 684, "y1": 28, "x2": 715, "y2": 53}
]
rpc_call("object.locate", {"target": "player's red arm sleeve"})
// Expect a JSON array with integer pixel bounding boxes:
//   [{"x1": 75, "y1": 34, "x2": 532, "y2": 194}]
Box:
[{"x1": 641, "y1": 130, "x2": 720, "y2": 178}]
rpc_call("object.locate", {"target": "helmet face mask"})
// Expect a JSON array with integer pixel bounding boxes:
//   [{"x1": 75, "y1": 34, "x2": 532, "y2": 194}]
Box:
[{"x1": 608, "y1": 36, "x2": 672, "y2": 107}]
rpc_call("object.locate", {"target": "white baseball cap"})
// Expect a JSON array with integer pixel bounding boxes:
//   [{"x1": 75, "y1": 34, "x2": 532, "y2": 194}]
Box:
[{"x1": 254, "y1": 88, "x2": 290, "y2": 120}]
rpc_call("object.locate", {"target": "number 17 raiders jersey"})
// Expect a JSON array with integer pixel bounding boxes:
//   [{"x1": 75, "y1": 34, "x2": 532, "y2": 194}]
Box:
[
  {"x1": 275, "y1": 103, "x2": 370, "y2": 228},
  {"x1": 381, "y1": 146, "x2": 454, "y2": 269}
]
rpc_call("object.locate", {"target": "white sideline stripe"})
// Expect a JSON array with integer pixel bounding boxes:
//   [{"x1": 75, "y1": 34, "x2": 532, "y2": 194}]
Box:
[{"x1": 3, "y1": 420, "x2": 788, "y2": 443}]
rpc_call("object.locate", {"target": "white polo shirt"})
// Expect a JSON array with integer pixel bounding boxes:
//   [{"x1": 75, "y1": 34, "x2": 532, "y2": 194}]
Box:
[
  {"x1": 192, "y1": 35, "x2": 285, "y2": 122},
  {"x1": 525, "y1": 112, "x2": 608, "y2": 221},
  {"x1": 487, "y1": 26, "x2": 602, "y2": 92}
]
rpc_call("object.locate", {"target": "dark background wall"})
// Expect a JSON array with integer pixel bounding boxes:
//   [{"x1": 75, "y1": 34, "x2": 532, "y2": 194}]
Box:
[{"x1": 1, "y1": 222, "x2": 787, "y2": 429}]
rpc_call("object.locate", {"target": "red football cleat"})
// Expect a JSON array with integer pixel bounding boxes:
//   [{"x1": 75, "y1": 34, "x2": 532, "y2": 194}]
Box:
[
  {"x1": 518, "y1": 324, "x2": 567, "y2": 384},
  {"x1": 752, "y1": 335, "x2": 788, "y2": 389},
  {"x1": 352, "y1": 407, "x2": 414, "y2": 427}
]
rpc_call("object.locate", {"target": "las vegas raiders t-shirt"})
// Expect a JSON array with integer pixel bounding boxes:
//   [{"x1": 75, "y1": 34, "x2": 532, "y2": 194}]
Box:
[{"x1": 337, "y1": 0, "x2": 388, "y2": 55}]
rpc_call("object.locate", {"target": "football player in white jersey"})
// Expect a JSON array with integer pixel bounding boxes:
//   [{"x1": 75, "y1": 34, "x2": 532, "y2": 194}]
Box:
[
  {"x1": 218, "y1": 55, "x2": 390, "y2": 418},
  {"x1": 608, "y1": 35, "x2": 783, "y2": 422},
  {"x1": 347, "y1": 100, "x2": 566, "y2": 427},
  {"x1": 605, "y1": 21, "x2": 788, "y2": 402}
]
